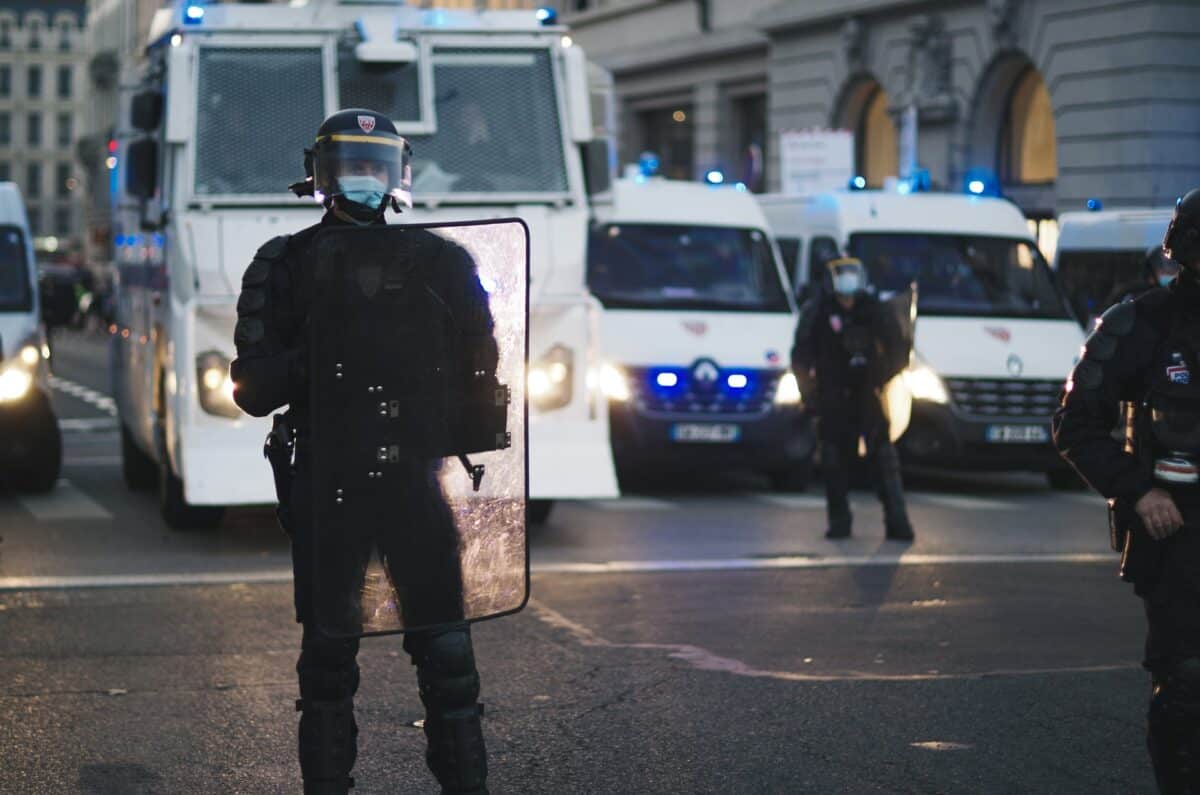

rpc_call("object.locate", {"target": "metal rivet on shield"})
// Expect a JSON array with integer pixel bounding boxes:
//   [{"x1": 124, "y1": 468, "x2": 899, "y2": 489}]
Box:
[
  {"x1": 336, "y1": 489, "x2": 344, "y2": 496},
  {"x1": 336, "y1": 497, "x2": 344, "y2": 504}
]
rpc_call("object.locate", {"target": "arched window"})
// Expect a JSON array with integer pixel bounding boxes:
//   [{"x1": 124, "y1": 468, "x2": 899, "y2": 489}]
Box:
[
  {"x1": 857, "y1": 86, "x2": 898, "y2": 188},
  {"x1": 1000, "y1": 68, "x2": 1056, "y2": 184}
]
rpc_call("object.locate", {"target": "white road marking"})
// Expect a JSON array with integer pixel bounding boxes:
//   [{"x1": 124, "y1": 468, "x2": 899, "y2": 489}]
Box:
[
  {"x1": 910, "y1": 494, "x2": 1017, "y2": 511},
  {"x1": 579, "y1": 497, "x2": 676, "y2": 511},
  {"x1": 17, "y1": 479, "x2": 113, "y2": 521},
  {"x1": 47, "y1": 375, "x2": 117, "y2": 417},
  {"x1": 529, "y1": 599, "x2": 1139, "y2": 683},
  {"x1": 0, "y1": 550, "x2": 1117, "y2": 592},
  {"x1": 1056, "y1": 492, "x2": 1108, "y2": 506},
  {"x1": 910, "y1": 741, "x2": 974, "y2": 751},
  {"x1": 58, "y1": 417, "x2": 119, "y2": 432},
  {"x1": 62, "y1": 455, "x2": 122, "y2": 467},
  {"x1": 755, "y1": 494, "x2": 826, "y2": 509}
]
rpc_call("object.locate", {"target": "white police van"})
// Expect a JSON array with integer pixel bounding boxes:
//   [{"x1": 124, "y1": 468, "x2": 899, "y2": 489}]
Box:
[
  {"x1": 759, "y1": 189, "x2": 1084, "y2": 487},
  {"x1": 1053, "y1": 204, "x2": 1174, "y2": 327},
  {"x1": 588, "y1": 178, "x2": 812, "y2": 488},
  {"x1": 0, "y1": 182, "x2": 60, "y2": 492}
]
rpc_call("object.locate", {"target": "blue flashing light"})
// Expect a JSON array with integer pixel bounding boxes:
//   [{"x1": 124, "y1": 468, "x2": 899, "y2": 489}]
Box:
[
  {"x1": 734, "y1": 182, "x2": 748, "y2": 192},
  {"x1": 153, "y1": 233, "x2": 165, "y2": 248},
  {"x1": 967, "y1": 179, "x2": 985, "y2": 195},
  {"x1": 638, "y1": 151, "x2": 661, "y2": 178},
  {"x1": 705, "y1": 170, "x2": 725, "y2": 185},
  {"x1": 896, "y1": 180, "x2": 912, "y2": 195},
  {"x1": 535, "y1": 7, "x2": 557, "y2": 25},
  {"x1": 1087, "y1": 198, "x2": 1103, "y2": 211},
  {"x1": 962, "y1": 167, "x2": 1000, "y2": 198},
  {"x1": 726, "y1": 373, "x2": 748, "y2": 389},
  {"x1": 183, "y1": 3, "x2": 205, "y2": 24},
  {"x1": 849, "y1": 175, "x2": 867, "y2": 191},
  {"x1": 656, "y1": 372, "x2": 679, "y2": 388}
]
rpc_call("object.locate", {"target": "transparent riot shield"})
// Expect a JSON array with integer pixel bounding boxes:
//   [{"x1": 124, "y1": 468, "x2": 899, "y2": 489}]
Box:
[
  {"x1": 308, "y1": 220, "x2": 528, "y2": 639},
  {"x1": 881, "y1": 284, "x2": 918, "y2": 442}
]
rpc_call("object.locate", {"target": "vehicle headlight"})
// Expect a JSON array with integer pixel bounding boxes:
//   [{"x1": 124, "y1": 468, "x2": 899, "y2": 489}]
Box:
[
  {"x1": 903, "y1": 361, "x2": 949, "y2": 404},
  {"x1": 196, "y1": 350, "x2": 241, "y2": 419},
  {"x1": 773, "y1": 371, "x2": 802, "y2": 406},
  {"x1": 0, "y1": 366, "x2": 32, "y2": 402},
  {"x1": 599, "y1": 362, "x2": 630, "y2": 402},
  {"x1": 529, "y1": 344, "x2": 573, "y2": 412},
  {"x1": 19, "y1": 344, "x2": 40, "y2": 367}
]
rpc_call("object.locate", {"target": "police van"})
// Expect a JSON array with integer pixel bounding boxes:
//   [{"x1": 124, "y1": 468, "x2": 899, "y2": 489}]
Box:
[
  {"x1": 1053, "y1": 205, "x2": 1174, "y2": 327},
  {"x1": 588, "y1": 178, "x2": 812, "y2": 488},
  {"x1": 97, "y1": 1, "x2": 619, "y2": 527},
  {"x1": 759, "y1": 189, "x2": 1084, "y2": 486},
  {"x1": 0, "y1": 182, "x2": 60, "y2": 492}
]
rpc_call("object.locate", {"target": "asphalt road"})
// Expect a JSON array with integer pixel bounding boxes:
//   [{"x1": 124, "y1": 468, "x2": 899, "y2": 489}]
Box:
[{"x1": 0, "y1": 330, "x2": 1159, "y2": 793}]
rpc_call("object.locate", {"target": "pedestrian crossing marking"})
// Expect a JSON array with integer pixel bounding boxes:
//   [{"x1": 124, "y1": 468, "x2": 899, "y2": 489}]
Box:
[
  {"x1": 17, "y1": 479, "x2": 113, "y2": 521},
  {"x1": 755, "y1": 494, "x2": 826, "y2": 509},
  {"x1": 47, "y1": 375, "x2": 117, "y2": 417},
  {"x1": 580, "y1": 497, "x2": 676, "y2": 511},
  {"x1": 910, "y1": 494, "x2": 1016, "y2": 511},
  {"x1": 58, "y1": 417, "x2": 119, "y2": 432}
]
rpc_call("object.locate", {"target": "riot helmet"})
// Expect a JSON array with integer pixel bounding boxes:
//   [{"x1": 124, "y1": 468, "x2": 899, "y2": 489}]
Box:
[
  {"x1": 1163, "y1": 188, "x2": 1200, "y2": 268},
  {"x1": 827, "y1": 256, "x2": 868, "y2": 296},
  {"x1": 294, "y1": 108, "x2": 413, "y2": 222}
]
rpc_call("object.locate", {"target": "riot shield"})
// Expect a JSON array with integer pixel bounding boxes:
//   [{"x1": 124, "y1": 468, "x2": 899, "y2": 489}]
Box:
[
  {"x1": 880, "y1": 284, "x2": 918, "y2": 442},
  {"x1": 308, "y1": 220, "x2": 528, "y2": 639}
]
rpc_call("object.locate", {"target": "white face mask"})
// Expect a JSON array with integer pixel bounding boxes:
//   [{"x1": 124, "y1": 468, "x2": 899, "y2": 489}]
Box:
[{"x1": 833, "y1": 272, "x2": 862, "y2": 296}]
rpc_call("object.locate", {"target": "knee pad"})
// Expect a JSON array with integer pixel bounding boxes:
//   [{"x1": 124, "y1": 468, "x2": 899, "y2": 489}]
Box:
[
  {"x1": 1151, "y1": 658, "x2": 1200, "y2": 726},
  {"x1": 410, "y1": 627, "x2": 480, "y2": 713},
  {"x1": 298, "y1": 635, "x2": 360, "y2": 701}
]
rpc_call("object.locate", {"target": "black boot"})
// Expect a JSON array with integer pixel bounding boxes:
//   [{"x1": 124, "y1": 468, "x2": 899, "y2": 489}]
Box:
[
  {"x1": 825, "y1": 515, "x2": 852, "y2": 539},
  {"x1": 297, "y1": 629, "x2": 360, "y2": 795},
  {"x1": 407, "y1": 625, "x2": 489, "y2": 795},
  {"x1": 875, "y1": 441, "x2": 914, "y2": 541}
]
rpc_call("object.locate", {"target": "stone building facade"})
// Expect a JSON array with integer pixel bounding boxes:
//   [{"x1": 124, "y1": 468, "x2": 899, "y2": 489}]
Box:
[
  {"x1": 559, "y1": 0, "x2": 1200, "y2": 233},
  {"x1": 0, "y1": 0, "x2": 87, "y2": 255}
]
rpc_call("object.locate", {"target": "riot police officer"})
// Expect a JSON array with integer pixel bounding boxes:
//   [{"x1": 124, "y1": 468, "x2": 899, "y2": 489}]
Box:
[
  {"x1": 230, "y1": 109, "x2": 490, "y2": 795},
  {"x1": 1055, "y1": 188, "x2": 1200, "y2": 793},
  {"x1": 791, "y1": 256, "x2": 914, "y2": 541}
]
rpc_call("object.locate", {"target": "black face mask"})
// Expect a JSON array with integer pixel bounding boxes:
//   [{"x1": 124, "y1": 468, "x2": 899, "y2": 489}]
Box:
[{"x1": 330, "y1": 195, "x2": 384, "y2": 226}]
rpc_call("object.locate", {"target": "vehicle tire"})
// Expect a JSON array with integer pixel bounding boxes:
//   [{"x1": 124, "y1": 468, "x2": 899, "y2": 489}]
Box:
[
  {"x1": 121, "y1": 423, "x2": 157, "y2": 491},
  {"x1": 12, "y1": 398, "x2": 62, "y2": 494},
  {"x1": 1047, "y1": 467, "x2": 1087, "y2": 491},
  {"x1": 768, "y1": 463, "x2": 811, "y2": 493},
  {"x1": 159, "y1": 453, "x2": 225, "y2": 530},
  {"x1": 528, "y1": 499, "x2": 555, "y2": 525}
]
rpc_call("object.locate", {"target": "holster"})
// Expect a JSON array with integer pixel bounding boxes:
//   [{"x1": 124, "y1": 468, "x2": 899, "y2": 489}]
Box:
[
  {"x1": 1113, "y1": 400, "x2": 1166, "y2": 588},
  {"x1": 263, "y1": 412, "x2": 295, "y2": 534}
]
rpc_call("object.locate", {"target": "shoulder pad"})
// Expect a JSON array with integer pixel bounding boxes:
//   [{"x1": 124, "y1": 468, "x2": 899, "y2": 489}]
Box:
[
  {"x1": 237, "y1": 287, "x2": 266, "y2": 315},
  {"x1": 1083, "y1": 328, "x2": 1118, "y2": 361},
  {"x1": 1098, "y1": 300, "x2": 1137, "y2": 337},
  {"x1": 254, "y1": 235, "x2": 290, "y2": 261},
  {"x1": 234, "y1": 317, "x2": 265, "y2": 347},
  {"x1": 1136, "y1": 286, "x2": 1172, "y2": 310},
  {"x1": 241, "y1": 257, "x2": 271, "y2": 288},
  {"x1": 1072, "y1": 358, "x2": 1104, "y2": 390}
]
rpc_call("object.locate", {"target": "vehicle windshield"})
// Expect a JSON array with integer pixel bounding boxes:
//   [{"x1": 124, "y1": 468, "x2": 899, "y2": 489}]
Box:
[
  {"x1": 406, "y1": 48, "x2": 568, "y2": 197},
  {"x1": 0, "y1": 226, "x2": 30, "y2": 312},
  {"x1": 848, "y1": 233, "x2": 1071, "y2": 320},
  {"x1": 587, "y1": 224, "x2": 791, "y2": 313},
  {"x1": 1056, "y1": 249, "x2": 1147, "y2": 324}
]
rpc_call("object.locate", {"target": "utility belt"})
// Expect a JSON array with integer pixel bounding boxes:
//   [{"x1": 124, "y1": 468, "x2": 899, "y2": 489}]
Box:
[{"x1": 264, "y1": 411, "x2": 298, "y2": 534}]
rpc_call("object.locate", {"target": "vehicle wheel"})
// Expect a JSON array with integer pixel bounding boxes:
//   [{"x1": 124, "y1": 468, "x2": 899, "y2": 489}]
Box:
[
  {"x1": 121, "y1": 423, "x2": 157, "y2": 491},
  {"x1": 1047, "y1": 467, "x2": 1087, "y2": 491},
  {"x1": 528, "y1": 499, "x2": 554, "y2": 525},
  {"x1": 768, "y1": 463, "x2": 811, "y2": 493},
  {"x1": 159, "y1": 456, "x2": 225, "y2": 530},
  {"x1": 12, "y1": 403, "x2": 62, "y2": 494}
]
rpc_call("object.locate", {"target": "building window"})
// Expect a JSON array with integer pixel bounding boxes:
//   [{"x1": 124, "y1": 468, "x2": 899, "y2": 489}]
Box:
[
  {"x1": 0, "y1": 65, "x2": 9, "y2": 98},
  {"x1": 56, "y1": 65, "x2": 71, "y2": 100},
  {"x1": 56, "y1": 162, "x2": 70, "y2": 197},
  {"x1": 0, "y1": 113, "x2": 10, "y2": 146},
  {"x1": 637, "y1": 105, "x2": 694, "y2": 181},
  {"x1": 58, "y1": 23, "x2": 71, "y2": 52},
  {"x1": 1000, "y1": 67, "x2": 1057, "y2": 185},
  {"x1": 0, "y1": 161, "x2": 10, "y2": 181},
  {"x1": 27, "y1": 65, "x2": 40, "y2": 99},
  {"x1": 27, "y1": 112, "x2": 41, "y2": 147},
  {"x1": 56, "y1": 113, "x2": 71, "y2": 148},
  {"x1": 27, "y1": 21, "x2": 40, "y2": 51},
  {"x1": 26, "y1": 204, "x2": 38, "y2": 236},
  {"x1": 26, "y1": 163, "x2": 40, "y2": 198},
  {"x1": 54, "y1": 205, "x2": 70, "y2": 237},
  {"x1": 0, "y1": 22, "x2": 10, "y2": 50},
  {"x1": 857, "y1": 85, "x2": 898, "y2": 188},
  {"x1": 733, "y1": 93, "x2": 767, "y2": 193}
]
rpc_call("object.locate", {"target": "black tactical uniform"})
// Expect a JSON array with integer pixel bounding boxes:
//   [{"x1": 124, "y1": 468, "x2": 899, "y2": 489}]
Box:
[
  {"x1": 231, "y1": 109, "x2": 489, "y2": 795},
  {"x1": 1055, "y1": 188, "x2": 1200, "y2": 794},
  {"x1": 792, "y1": 260, "x2": 913, "y2": 540}
]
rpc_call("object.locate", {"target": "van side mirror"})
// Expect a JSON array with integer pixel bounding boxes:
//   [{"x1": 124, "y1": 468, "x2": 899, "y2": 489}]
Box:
[
  {"x1": 581, "y1": 140, "x2": 611, "y2": 197},
  {"x1": 125, "y1": 139, "x2": 158, "y2": 200},
  {"x1": 131, "y1": 91, "x2": 164, "y2": 132}
]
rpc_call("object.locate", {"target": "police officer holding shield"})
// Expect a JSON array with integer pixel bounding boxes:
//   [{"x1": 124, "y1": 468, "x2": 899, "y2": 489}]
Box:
[
  {"x1": 1055, "y1": 189, "x2": 1200, "y2": 793},
  {"x1": 231, "y1": 109, "x2": 495, "y2": 795},
  {"x1": 791, "y1": 256, "x2": 914, "y2": 541}
]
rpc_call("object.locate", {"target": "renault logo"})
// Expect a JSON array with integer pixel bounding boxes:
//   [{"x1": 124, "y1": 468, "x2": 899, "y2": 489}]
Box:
[
  {"x1": 692, "y1": 358, "x2": 720, "y2": 387},
  {"x1": 1006, "y1": 354, "x2": 1024, "y2": 377}
]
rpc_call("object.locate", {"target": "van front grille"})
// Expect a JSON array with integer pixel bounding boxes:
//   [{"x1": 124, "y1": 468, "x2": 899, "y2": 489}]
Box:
[{"x1": 944, "y1": 377, "x2": 1064, "y2": 419}]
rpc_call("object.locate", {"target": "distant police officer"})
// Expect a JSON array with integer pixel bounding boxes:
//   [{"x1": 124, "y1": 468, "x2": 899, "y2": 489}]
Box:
[
  {"x1": 1104, "y1": 245, "x2": 1182, "y2": 310},
  {"x1": 1055, "y1": 188, "x2": 1200, "y2": 793},
  {"x1": 230, "y1": 109, "x2": 490, "y2": 795},
  {"x1": 791, "y1": 256, "x2": 914, "y2": 541}
]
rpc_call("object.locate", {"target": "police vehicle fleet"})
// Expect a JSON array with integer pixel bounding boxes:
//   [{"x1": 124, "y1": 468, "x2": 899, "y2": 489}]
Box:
[
  {"x1": 759, "y1": 187, "x2": 1085, "y2": 487},
  {"x1": 99, "y1": 0, "x2": 618, "y2": 527},
  {"x1": 588, "y1": 177, "x2": 812, "y2": 488}
]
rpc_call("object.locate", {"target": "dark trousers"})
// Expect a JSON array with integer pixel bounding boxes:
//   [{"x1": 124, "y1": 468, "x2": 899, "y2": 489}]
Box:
[{"x1": 818, "y1": 388, "x2": 908, "y2": 531}]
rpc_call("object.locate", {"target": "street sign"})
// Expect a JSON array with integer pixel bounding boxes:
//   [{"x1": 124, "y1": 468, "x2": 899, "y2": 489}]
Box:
[{"x1": 779, "y1": 129, "x2": 853, "y2": 196}]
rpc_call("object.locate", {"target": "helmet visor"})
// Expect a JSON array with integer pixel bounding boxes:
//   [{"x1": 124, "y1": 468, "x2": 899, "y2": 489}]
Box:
[{"x1": 312, "y1": 134, "x2": 413, "y2": 208}]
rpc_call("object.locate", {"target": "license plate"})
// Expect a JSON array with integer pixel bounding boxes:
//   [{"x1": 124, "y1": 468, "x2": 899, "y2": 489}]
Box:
[
  {"x1": 985, "y1": 424, "x2": 1049, "y2": 443},
  {"x1": 670, "y1": 423, "x2": 741, "y2": 443}
]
